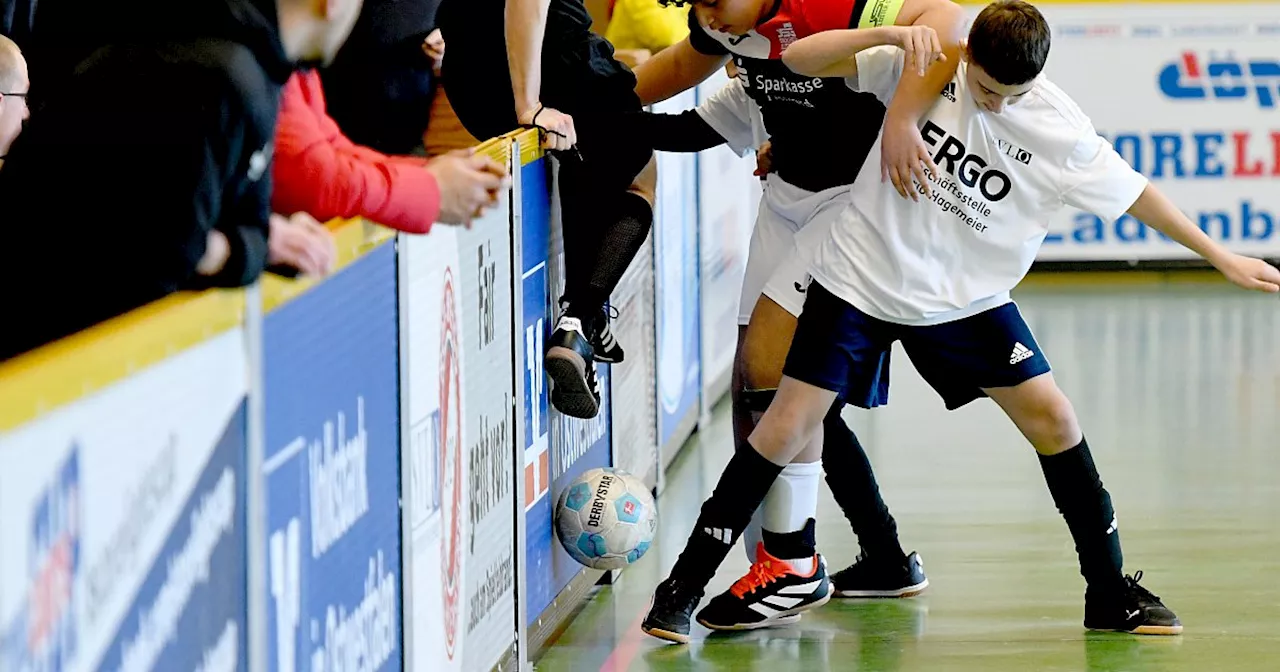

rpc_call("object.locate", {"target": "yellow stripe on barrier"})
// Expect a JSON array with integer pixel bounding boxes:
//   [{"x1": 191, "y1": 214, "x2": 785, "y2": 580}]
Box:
[
  {"x1": 476, "y1": 133, "x2": 514, "y2": 166},
  {"x1": 511, "y1": 128, "x2": 544, "y2": 167},
  {"x1": 263, "y1": 217, "x2": 395, "y2": 312},
  {"x1": 0, "y1": 288, "x2": 246, "y2": 431}
]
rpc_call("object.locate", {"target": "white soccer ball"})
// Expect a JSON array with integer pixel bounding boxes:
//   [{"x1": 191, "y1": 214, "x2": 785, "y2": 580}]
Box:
[{"x1": 555, "y1": 467, "x2": 658, "y2": 570}]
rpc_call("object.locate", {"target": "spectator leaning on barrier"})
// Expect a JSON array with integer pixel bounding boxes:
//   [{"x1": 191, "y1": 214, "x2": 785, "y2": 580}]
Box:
[
  {"x1": 438, "y1": 0, "x2": 660, "y2": 421},
  {"x1": 0, "y1": 34, "x2": 28, "y2": 168},
  {"x1": 0, "y1": 0, "x2": 361, "y2": 361},
  {"x1": 273, "y1": 68, "x2": 510, "y2": 231}
]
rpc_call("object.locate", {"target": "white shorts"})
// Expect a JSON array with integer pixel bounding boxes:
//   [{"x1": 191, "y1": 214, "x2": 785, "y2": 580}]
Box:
[{"x1": 738, "y1": 175, "x2": 849, "y2": 325}]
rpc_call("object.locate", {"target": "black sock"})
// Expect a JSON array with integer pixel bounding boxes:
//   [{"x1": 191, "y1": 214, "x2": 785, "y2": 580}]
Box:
[
  {"x1": 762, "y1": 518, "x2": 817, "y2": 561},
  {"x1": 821, "y1": 406, "x2": 906, "y2": 563},
  {"x1": 1038, "y1": 437, "x2": 1126, "y2": 593},
  {"x1": 587, "y1": 191, "x2": 653, "y2": 301},
  {"x1": 668, "y1": 439, "x2": 784, "y2": 592},
  {"x1": 556, "y1": 164, "x2": 606, "y2": 329}
]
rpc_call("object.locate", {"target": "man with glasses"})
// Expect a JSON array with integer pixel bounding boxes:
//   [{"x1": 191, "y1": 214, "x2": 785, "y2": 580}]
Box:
[{"x1": 0, "y1": 34, "x2": 29, "y2": 169}]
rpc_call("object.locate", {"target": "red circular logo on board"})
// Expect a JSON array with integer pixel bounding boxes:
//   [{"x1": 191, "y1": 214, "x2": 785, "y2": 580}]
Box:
[{"x1": 440, "y1": 269, "x2": 464, "y2": 660}]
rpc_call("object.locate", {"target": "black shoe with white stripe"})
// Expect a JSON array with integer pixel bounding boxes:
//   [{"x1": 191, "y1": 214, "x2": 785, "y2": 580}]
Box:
[
  {"x1": 696, "y1": 543, "x2": 832, "y2": 631},
  {"x1": 544, "y1": 316, "x2": 601, "y2": 419},
  {"x1": 830, "y1": 551, "x2": 928, "y2": 598},
  {"x1": 642, "y1": 578, "x2": 704, "y2": 644},
  {"x1": 591, "y1": 305, "x2": 625, "y2": 363},
  {"x1": 1084, "y1": 571, "x2": 1182, "y2": 636}
]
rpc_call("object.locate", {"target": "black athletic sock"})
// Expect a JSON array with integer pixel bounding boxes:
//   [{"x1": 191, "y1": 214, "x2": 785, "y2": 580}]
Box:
[
  {"x1": 1038, "y1": 437, "x2": 1126, "y2": 594},
  {"x1": 668, "y1": 439, "x2": 785, "y2": 590},
  {"x1": 821, "y1": 406, "x2": 906, "y2": 563},
  {"x1": 587, "y1": 191, "x2": 653, "y2": 302},
  {"x1": 762, "y1": 518, "x2": 817, "y2": 561},
  {"x1": 556, "y1": 163, "x2": 607, "y2": 327}
]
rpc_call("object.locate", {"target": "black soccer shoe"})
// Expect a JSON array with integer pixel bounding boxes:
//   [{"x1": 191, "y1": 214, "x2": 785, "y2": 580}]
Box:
[
  {"x1": 696, "y1": 544, "x2": 832, "y2": 631},
  {"x1": 590, "y1": 305, "x2": 625, "y2": 364},
  {"x1": 544, "y1": 315, "x2": 601, "y2": 419},
  {"x1": 643, "y1": 578, "x2": 704, "y2": 644},
  {"x1": 830, "y1": 550, "x2": 929, "y2": 598},
  {"x1": 1084, "y1": 571, "x2": 1183, "y2": 636}
]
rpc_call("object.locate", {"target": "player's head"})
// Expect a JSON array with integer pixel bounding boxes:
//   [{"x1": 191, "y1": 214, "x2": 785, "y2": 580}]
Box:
[
  {"x1": 0, "y1": 35, "x2": 29, "y2": 160},
  {"x1": 276, "y1": 0, "x2": 364, "y2": 67},
  {"x1": 659, "y1": 0, "x2": 772, "y2": 38},
  {"x1": 962, "y1": 0, "x2": 1050, "y2": 114}
]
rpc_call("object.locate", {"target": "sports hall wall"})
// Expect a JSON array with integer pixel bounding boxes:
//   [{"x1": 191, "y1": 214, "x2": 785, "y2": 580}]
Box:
[{"x1": 0, "y1": 3, "x2": 1276, "y2": 671}]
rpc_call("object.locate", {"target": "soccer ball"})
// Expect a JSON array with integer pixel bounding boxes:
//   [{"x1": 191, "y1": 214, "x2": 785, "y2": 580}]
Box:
[{"x1": 555, "y1": 468, "x2": 657, "y2": 570}]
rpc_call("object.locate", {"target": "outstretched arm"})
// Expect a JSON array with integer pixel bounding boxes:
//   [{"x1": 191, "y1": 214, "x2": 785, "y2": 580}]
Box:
[
  {"x1": 633, "y1": 36, "x2": 730, "y2": 105},
  {"x1": 782, "y1": 26, "x2": 943, "y2": 78},
  {"x1": 1126, "y1": 185, "x2": 1280, "y2": 292}
]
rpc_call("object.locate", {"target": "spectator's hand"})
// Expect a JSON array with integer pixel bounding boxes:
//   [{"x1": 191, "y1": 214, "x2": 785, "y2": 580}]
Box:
[
  {"x1": 427, "y1": 148, "x2": 511, "y2": 226},
  {"x1": 753, "y1": 141, "x2": 773, "y2": 178},
  {"x1": 268, "y1": 212, "x2": 336, "y2": 277},
  {"x1": 518, "y1": 104, "x2": 576, "y2": 151},
  {"x1": 880, "y1": 118, "x2": 937, "y2": 202},
  {"x1": 1213, "y1": 254, "x2": 1280, "y2": 293},
  {"x1": 422, "y1": 29, "x2": 445, "y2": 74}
]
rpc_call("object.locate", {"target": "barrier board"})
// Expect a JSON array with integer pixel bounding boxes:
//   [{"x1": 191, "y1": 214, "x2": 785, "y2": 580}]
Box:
[
  {"x1": 696, "y1": 68, "x2": 760, "y2": 415},
  {"x1": 1030, "y1": 3, "x2": 1280, "y2": 261},
  {"x1": 401, "y1": 140, "x2": 518, "y2": 672},
  {"x1": 653, "y1": 89, "x2": 703, "y2": 465},
  {"x1": 609, "y1": 235, "x2": 659, "y2": 491},
  {"x1": 523, "y1": 152, "x2": 615, "y2": 625},
  {"x1": 0, "y1": 293, "x2": 249, "y2": 672},
  {"x1": 261, "y1": 240, "x2": 402, "y2": 672}
]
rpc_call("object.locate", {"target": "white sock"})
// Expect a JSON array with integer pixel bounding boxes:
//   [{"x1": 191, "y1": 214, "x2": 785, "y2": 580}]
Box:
[
  {"x1": 743, "y1": 505, "x2": 764, "y2": 564},
  {"x1": 762, "y1": 460, "x2": 822, "y2": 575}
]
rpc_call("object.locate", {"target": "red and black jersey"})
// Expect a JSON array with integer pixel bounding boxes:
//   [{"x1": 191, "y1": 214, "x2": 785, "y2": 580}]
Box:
[{"x1": 687, "y1": 0, "x2": 887, "y2": 192}]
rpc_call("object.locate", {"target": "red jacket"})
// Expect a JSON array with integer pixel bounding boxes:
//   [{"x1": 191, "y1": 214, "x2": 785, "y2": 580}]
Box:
[{"x1": 272, "y1": 70, "x2": 440, "y2": 234}]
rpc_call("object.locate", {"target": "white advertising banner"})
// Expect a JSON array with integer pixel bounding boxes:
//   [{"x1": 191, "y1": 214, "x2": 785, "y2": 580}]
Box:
[
  {"x1": 1029, "y1": 3, "x2": 1280, "y2": 261},
  {"x1": 697, "y1": 67, "x2": 761, "y2": 406},
  {"x1": 1, "y1": 329, "x2": 249, "y2": 672},
  {"x1": 609, "y1": 235, "x2": 659, "y2": 490},
  {"x1": 402, "y1": 185, "x2": 517, "y2": 672}
]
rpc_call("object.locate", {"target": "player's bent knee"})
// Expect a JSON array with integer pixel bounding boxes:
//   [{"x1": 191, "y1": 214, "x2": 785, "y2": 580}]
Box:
[{"x1": 988, "y1": 375, "x2": 1082, "y2": 455}]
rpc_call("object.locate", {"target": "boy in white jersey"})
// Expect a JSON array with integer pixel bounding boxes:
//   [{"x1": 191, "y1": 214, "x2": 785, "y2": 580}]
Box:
[{"x1": 643, "y1": 0, "x2": 1280, "y2": 642}]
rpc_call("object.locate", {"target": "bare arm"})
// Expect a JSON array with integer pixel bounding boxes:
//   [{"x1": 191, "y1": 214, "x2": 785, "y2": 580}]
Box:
[
  {"x1": 782, "y1": 26, "x2": 929, "y2": 78},
  {"x1": 632, "y1": 37, "x2": 729, "y2": 105},
  {"x1": 879, "y1": 0, "x2": 966, "y2": 201},
  {"x1": 1127, "y1": 184, "x2": 1280, "y2": 292},
  {"x1": 506, "y1": 0, "x2": 553, "y2": 119}
]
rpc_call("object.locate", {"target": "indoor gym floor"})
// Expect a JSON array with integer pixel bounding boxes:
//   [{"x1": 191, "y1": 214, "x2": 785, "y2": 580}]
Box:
[{"x1": 535, "y1": 273, "x2": 1280, "y2": 672}]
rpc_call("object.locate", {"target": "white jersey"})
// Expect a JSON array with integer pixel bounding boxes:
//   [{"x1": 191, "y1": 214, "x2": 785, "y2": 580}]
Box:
[
  {"x1": 807, "y1": 46, "x2": 1149, "y2": 326},
  {"x1": 694, "y1": 77, "x2": 770, "y2": 158}
]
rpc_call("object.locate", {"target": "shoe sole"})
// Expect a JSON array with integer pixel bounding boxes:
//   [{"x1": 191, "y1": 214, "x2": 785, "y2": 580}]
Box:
[
  {"x1": 545, "y1": 347, "x2": 600, "y2": 419},
  {"x1": 834, "y1": 578, "x2": 929, "y2": 599},
  {"x1": 697, "y1": 593, "x2": 831, "y2": 632},
  {"x1": 641, "y1": 625, "x2": 691, "y2": 644},
  {"x1": 1087, "y1": 624, "x2": 1183, "y2": 636}
]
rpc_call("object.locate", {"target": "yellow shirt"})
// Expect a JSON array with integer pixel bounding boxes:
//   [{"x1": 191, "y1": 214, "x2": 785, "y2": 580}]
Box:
[{"x1": 603, "y1": 0, "x2": 690, "y2": 52}]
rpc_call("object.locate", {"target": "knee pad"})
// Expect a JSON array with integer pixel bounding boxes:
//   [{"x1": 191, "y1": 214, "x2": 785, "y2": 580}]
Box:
[{"x1": 739, "y1": 388, "x2": 777, "y2": 414}]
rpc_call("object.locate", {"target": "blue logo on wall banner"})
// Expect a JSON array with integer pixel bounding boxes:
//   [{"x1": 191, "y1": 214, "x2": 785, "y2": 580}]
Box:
[
  {"x1": 9, "y1": 448, "x2": 82, "y2": 672},
  {"x1": 1159, "y1": 51, "x2": 1280, "y2": 108}
]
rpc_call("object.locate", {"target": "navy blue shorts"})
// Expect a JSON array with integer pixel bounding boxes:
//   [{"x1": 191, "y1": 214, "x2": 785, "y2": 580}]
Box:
[{"x1": 783, "y1": 282, "x2": 1052, "y2": 410}]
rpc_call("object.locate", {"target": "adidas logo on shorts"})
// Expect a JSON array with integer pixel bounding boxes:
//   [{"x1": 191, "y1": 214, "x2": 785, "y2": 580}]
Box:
[{"x1": 1010, "y1": 342, "x2": 1034, "y2": 365}]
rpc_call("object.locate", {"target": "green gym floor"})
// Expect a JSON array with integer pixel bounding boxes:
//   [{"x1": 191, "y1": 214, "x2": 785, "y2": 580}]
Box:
[{"x1": 536, "y1": 275, "x2": 1280, "y2": 672}]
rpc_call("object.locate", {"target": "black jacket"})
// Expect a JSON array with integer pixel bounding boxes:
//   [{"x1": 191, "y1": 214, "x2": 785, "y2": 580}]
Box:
[{"x1": 0, "y1": 0, "x2": 294, "y2": 361}]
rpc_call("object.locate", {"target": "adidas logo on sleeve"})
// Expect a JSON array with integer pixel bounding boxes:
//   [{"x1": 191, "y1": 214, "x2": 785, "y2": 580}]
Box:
[{"x1": 1010, "y1": 342, "x2": 1034, "y2": 364}]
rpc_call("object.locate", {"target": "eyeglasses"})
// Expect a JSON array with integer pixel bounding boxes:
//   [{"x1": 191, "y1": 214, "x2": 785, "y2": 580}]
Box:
[{"x1": 1, "y1": 92, "x2": 26, "y2": 98}]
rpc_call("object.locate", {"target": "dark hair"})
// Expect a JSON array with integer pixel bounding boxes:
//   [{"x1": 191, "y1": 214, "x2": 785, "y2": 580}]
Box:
[{"x1": 967, "y1": 0, "x2": 1051, "y2": 86}]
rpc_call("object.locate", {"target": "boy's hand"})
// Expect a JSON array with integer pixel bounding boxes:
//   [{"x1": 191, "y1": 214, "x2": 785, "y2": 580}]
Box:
[
  {"x1": 1214, "y1": 254, "x2": 1280, "y2": 293},
  {"x1": 892, "y1": 26, "x2": 946, "y2": 77},
  {"x1": 753, "y1": 141, "x2": 773, "y2": 178}
]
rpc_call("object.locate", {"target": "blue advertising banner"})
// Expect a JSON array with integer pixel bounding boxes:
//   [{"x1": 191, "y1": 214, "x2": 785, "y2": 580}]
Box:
[
  {"x1": 653, "y1": 89, "x2": 703, "y2": 453},
  {"x1": 262, "y1": 243, "x2": 402, "y2": 672},
  {"x1": 522, "y1": 156, "x2": 614, "y2": 623}
]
